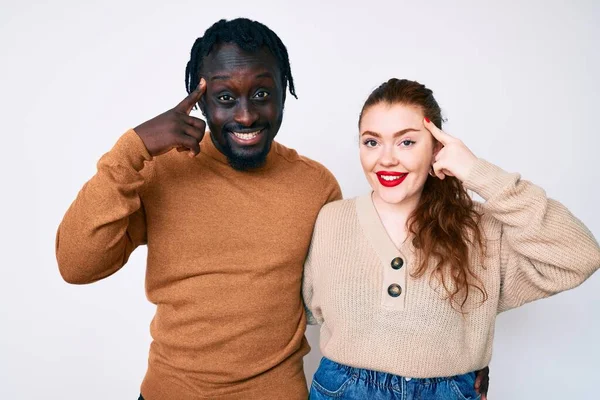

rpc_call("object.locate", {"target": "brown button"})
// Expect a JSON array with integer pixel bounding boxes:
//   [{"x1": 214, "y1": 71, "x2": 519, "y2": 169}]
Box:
[
  {"x1": 391, "y1": 257, "x2": 404, "y2": 270},
  {"x1": 388, "y1": 284, "x2": 402, "y2": 297}
]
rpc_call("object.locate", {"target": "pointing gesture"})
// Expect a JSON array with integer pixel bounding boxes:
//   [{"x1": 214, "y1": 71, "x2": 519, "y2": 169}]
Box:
[
  {"x1": 424, "y1": 117, "x2": 477, "y2": 182},
  {"x1": 175, "y1": 79, "x2": 207, "y2": 115},
  {"x1": 135, "y1": 79, "x2": 207, "y2": 158}
]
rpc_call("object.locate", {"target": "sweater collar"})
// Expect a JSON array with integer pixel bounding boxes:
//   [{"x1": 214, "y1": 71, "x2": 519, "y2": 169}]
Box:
[
  {"x1": 355, "y1": 193, "x2": 416, "y2": 263},
  {"x1": 356, "y1": 192, "x2": 415, "y2": 311}
]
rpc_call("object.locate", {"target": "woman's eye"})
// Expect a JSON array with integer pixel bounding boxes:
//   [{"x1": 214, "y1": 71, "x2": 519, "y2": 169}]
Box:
[
  {"x1": 364, "y1": 139, "x2": 378, "y2": 148},
  {"x1": 218, "y1": 94, "x2": 234, "y2": 102},
  {"x1": 400, "y1": 140, "x2": 415, "y2": 147}
]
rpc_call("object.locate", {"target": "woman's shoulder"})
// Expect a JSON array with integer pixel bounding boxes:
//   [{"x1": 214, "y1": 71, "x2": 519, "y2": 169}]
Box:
[
  {"x1": 318, "y1": 197, "x2": 358, "y2": 218},
  {"x1": 314, "y1": 197, "x2": 361, "y2": 229},
  {"x1": 473, "y1": 201, "x2": 503, "y2": 241},
  {"x1": 311, "y1": 198, "x2": 363, "y2": 247}
]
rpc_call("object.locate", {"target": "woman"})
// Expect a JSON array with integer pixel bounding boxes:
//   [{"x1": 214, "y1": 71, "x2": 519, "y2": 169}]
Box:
[{"x1": 303, "y1": 78, "x2": 600, "y2": 399}]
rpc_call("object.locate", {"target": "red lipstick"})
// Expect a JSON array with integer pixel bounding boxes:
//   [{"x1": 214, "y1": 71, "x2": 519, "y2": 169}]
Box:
[{"x1": 376, "y1": 171, "x2": 408, "y2": 187}]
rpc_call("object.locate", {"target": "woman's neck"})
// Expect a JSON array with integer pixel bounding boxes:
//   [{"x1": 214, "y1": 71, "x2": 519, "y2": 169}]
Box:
[{"x1": 371, "y1": 191, "x2": 421, "y2": 249}]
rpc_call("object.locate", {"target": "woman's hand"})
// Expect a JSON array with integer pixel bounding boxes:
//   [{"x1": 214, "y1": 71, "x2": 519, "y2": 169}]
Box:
[{"x1": 424, "y1": 117, "x2": 477, "y2": 181}]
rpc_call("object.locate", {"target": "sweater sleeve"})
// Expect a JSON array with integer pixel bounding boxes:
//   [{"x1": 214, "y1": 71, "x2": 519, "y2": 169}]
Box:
[
  {"x1": 463, "y1": 159, "x2": 600, "y2": 313},
  {"x1": 302, "y1": 169, "x2": 340, "y2": 325},
  {"x1": 321, "y1": 165, "x2": 343, "y2": 204},
  {"x1": 302, "y1": 210, "x2": 325, "y2": 326},
  {"x1": 55, "y1": 129, "x2": 153, "y2": 284}
]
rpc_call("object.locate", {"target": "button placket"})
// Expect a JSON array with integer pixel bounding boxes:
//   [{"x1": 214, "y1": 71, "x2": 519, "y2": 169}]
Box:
[
  {"x1": 381, "y1": 254, "x2": 406, "y2": 310},
  {"x1": 386, "y1": 257, "x2": 404, "y2": 299},
  {"x1": 355, "y1": 195, "x2": 409, "y2": 311}
]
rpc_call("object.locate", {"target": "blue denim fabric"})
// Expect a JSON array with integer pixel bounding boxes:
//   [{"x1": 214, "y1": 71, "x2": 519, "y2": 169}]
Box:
[{"x1": 310, "y1": 357, "x2": 481, "y2": 400}]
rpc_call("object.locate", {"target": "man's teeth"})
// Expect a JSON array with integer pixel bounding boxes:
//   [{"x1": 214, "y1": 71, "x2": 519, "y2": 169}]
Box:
[
  {"x1": 233, "y1": 131, "x2": 261, "y2": 140},
  {"x1": 381, "y1": 175, "x2": 401, "y2": 181}
]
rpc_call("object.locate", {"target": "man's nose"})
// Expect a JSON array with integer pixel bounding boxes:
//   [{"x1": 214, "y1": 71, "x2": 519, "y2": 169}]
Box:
[{"x1": 233, "y1": 100, "x2": 259, "y2": 127}]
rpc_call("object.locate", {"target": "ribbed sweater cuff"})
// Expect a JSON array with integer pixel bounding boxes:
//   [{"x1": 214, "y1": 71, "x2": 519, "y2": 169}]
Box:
[{"x1": 463, "y1": 158, "x2": 516, "y2": 201}]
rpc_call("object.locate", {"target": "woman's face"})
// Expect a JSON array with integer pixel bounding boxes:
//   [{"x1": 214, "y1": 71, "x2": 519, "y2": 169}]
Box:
[{"x1": 359, "y1": 102, "x2": 438, "y2": 207}]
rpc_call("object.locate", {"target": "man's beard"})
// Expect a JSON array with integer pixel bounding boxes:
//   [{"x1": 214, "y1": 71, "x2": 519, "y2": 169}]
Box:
[
  {"x1": 208, "y1": 123, "x2": 273, "y2": 171},
  {"x1": 206, "y1": 108, "x2": 284, "y2": 171},
  {"x1": 225, "y1": 138, "x2": 272, "y2": 171}
]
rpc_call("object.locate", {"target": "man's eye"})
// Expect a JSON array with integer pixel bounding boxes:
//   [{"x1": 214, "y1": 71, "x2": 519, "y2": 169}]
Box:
[
  {"x1": 218, "y1": 95, "x2": 235, "y2": 102},
  {"x1": 254, "y1": 91, "x2": 270, "y2": 99}
]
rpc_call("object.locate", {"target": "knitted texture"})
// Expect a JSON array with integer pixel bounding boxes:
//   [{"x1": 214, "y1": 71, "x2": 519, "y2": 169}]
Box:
[
  {"x1": 303, "y1": 158, "x2": 600, "y2": 378},
  {"x1": 56, "y1": 129, "x2": 341, "y2": 399}
]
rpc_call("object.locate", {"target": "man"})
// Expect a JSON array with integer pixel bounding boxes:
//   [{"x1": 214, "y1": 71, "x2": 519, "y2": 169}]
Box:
[{"x1": 56, "y1": 18, "x2": 489, "y2": 399}]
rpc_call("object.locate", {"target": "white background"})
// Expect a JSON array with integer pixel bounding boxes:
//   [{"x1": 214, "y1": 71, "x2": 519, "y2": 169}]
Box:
[{"x1": 1, "y1": 1, "x2": 599, "y2": 399}]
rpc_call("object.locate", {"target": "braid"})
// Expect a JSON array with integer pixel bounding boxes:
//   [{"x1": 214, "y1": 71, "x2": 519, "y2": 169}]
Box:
[{"x1": 185, "y1": 18, "x2": 297, "y2": 99}]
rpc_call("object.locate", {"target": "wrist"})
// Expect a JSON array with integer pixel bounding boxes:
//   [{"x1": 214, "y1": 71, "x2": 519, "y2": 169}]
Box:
[{"x1": 460, "y1": 154, "x2": 478, "y2": 182}]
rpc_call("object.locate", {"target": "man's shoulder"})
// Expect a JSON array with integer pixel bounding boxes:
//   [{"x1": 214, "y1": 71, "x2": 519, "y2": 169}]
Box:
[
  {"x1": 273, "y1": 142, "x2": 335, "y2": 178},
  {"x1": 273, "y1": 142, "x2": 342, "y2": 202}
]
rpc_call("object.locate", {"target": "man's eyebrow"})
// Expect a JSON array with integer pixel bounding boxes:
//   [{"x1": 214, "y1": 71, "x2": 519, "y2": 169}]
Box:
[
  {"x1": 210, "y1": 72, "x2": 275, "y2": 82},
  {"x1": 360, "y1": 128, "x2": 420, "y2": 137},
  {"x1": 256, "y1": 72, "x2": 274, "y2": 79}
]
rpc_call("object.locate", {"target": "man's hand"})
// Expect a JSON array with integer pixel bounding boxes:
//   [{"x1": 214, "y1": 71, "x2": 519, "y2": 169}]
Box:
[
  {"x1": 135, "y1": 78, "x2": 207, "y2": 158},
  {"x1": 475, "y1": 366, "x2": 490, "y2": 400}
]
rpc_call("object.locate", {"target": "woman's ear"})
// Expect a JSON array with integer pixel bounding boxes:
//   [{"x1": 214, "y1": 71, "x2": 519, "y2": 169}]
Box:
[{"x1": 432, "y1": 140, "x2": 443, "y2": 157}]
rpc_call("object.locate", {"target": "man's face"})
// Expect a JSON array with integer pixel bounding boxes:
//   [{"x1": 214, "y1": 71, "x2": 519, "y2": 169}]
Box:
[{"x1": 199, "y1": 43, "x2": 285, "y2": 170}]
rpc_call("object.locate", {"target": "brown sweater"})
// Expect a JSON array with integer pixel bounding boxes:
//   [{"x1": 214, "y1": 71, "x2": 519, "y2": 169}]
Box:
[{"x1": 56, "y1": 130, "x2": 341, "y2": 399}]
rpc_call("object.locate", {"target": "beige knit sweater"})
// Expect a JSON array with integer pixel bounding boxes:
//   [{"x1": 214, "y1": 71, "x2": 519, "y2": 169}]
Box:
[{"x1": 302, "y1": 158, "x2": 600, "y2": 378}]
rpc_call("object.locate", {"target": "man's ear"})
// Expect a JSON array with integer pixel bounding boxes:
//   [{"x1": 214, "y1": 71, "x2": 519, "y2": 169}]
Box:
[
  {"x1": 198, "y1": 97, "x2": 206, "y2": 116},
  {"x1": 198, "y1": 74, "x2": 207, "y2": 116}
]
